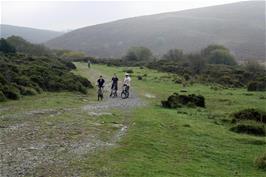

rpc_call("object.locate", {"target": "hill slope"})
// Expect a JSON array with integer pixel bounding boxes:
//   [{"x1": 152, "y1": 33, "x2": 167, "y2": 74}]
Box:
[
  {"x1": 46, "y1": 1, "x2": 265, "y2": 60},
  {"x1": 0, "y1": 24, "x2": 64, "y2": 43}
]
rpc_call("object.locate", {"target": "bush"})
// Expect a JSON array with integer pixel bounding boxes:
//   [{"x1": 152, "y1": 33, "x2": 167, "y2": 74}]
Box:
[
  {"x1": 0, "y1": 91, "x2": 7, "y2": 102},
  {"x1": 207, "y1": 49, "x2": 237, "y2": 65},
  {"x1": 218, "y1": 75, "x2": 243, "y2": 87},
  {"x1": 0, "y1": 53, "x2": 93, "y2": 101},
  {"x1": 0, "y1": 38, "x2": 16, "y2": 53},
  {"x1": 137, "y1": 76, "x2": 143, "y2": 80},
  {"x1": 161, "y1": 93, "x2": 205, "y2": 108},
  {"x1": 247, "y1": 81, "x2": 266, "y2": 91},
  {"x1": 173, "y1": 77, "x2": 182, "y2": 84},
  {"x1": 75, "y1": 76, "x2": 93, "y2": 88},
  {"x1": 230, "y1": 123, "x2": 265, "y2": 136},
  {"x1": 233, "y1": 109, "x2": 266, "y2": 124},
  {"x1": 19, "y1": 86, "x2": 37, "y2": 96},
  {"x1": 255, "y1": 152, "x2": 266, "y2": 170},
  {"x1": 123, "y1": 69, "x2": 134, "y2": 74},
  {"x1": 2, "y1": 85, "x2": 20, "y2": 100},
  {"x1": 123, "y1": 46, "x2": 153, "y2": 62},
  {"x1": 62, "y1": 60, "x2": 77, "y2": 70}
]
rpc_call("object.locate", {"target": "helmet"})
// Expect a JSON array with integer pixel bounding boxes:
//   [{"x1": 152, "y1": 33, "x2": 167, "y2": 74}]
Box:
[{"x1": 125, "y1": 73, "x2": 129, "y2": 76}]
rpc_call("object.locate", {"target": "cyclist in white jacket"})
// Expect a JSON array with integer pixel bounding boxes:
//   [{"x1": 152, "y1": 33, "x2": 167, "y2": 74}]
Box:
[{"x1": 123, "y1": 73, "x2": 131, "y2": 91}]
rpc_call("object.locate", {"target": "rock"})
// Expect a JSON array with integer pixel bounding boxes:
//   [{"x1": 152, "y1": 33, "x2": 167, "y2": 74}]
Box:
[{"x1": 144, "y1": 93, "x2": 156, "y2": 98}]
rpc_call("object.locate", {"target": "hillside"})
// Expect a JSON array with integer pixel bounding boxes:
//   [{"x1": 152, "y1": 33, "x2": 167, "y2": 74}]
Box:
[
  {"x1": 0, "y1": 24, "x2": 64, "y2": 43},
  {"x1": 45, "y1": 1, "x2": 265, "y2": 61}
]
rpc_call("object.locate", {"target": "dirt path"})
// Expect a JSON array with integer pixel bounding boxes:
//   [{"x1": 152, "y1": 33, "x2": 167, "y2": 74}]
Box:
[{"x1": 0, "y1": 78, "x2": 144, "y2": 176}]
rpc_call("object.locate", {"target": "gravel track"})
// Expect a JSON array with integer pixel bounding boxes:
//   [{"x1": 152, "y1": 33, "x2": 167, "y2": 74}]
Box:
[{"x1": 0, "y1": 85, "x2": 143, "y2": 177}]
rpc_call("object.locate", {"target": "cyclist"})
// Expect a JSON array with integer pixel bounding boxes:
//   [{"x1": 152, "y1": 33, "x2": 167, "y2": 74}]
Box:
[
  {"x1": 110, "y1": 73, "x2": 119, "y2": 97},
  {"x1": 123, "y1": 73, "x2": 131, "y2": 92},
  {"x1": 97, "y1": 76, "x2": 105, "y2": 100},
  {"x1": 97, "y1": 75, "x2": 105, "y2": 88},
  {"x1": 87, "y1": 60, "x2": 91, "y2": 68}
]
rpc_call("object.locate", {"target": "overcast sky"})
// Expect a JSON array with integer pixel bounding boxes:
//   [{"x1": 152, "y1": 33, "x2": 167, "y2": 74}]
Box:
[{"x1": 1, "y1": 0, "x2": 246, "y2": 31}]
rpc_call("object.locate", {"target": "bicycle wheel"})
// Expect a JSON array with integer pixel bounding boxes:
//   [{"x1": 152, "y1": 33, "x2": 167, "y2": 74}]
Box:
[{"x1": 121, "y1": 91, "x2": 127, "y2": 99}]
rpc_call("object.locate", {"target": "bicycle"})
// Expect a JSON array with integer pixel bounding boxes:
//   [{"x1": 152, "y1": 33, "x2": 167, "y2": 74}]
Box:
[
  {"x1": 110, "y1": 88, "x2": 118, "y2": 98},
  {"x1": 110, "y1": 83, "x2": 118, "y2": 98},
  {"x1": 97, "y1": 86, "x2": 104, "y2": 101},
  {"x1": 121, "y1": 85, "x2": 129, "y2": 99}
]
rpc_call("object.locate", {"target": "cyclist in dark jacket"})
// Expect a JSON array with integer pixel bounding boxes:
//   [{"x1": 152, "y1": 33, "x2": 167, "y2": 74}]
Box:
[
  {"x1": 110, "y1": 73, "x2": 119, "y2": 97},
  {"x1": 111, "y1": 74, "x2": 118, "y2": 90},
  {"x1": 97, "y1": 76, "x2": 105, "y2": 88}
]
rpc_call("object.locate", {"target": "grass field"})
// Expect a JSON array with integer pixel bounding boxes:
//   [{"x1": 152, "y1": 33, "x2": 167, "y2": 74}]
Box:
[
  {"x1": 1, "y1": 63, "x2": 265, "y2": 177},
  {"x1": 71, "y1": 63, "x2": 266, "y2": 177}
]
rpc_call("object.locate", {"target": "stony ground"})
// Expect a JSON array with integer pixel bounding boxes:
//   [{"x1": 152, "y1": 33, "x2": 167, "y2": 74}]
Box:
[{"x1": 0, "y1": 86, "x2": 144, "y2": 177}]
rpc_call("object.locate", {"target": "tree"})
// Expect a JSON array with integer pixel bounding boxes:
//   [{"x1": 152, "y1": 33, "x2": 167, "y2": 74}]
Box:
[
  {"x1": 201, "y1": 44, "x2": 229, "y2": 57},
  {"x1": 244, "y1": 60, "x2": 265, "y2": 74},
  {"x1": 162, "y1": 49, "x2": 183, "y2": 61},
  {"x1": 207, "y1": 49, "x2": 237, "y2": 65},
  {"x1": 124, "y1": 47, "x2": 153, "y2": 61},
  {"x1": 6, "y1": 36, "x2": 52, "y2": 56},
  {"x1": 0, "y1": 38, "x2": 16, "y2": 53},
  {"x1": 187, "y1": 54, "x2": 206, "y2": 74}
]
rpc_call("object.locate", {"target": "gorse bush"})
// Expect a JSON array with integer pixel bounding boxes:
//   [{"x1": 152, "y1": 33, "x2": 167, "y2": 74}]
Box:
[
  {"x1": 230, "y1": 123, "x2": 265, "y2": 136},
  {"x1": 247, "y1": 81, "x2": 266, "y2": 91},
  {"x1": 162, "y1": 93, "x2": 205, "y2": 108},
  {"x1": 232, "y1": 109, "x2": 266, "y2": 124},
  {"x1": 230, "y1": 109, "x2": 266, "y2": 136},
  {"x1": 0, "y1": 38, "x2": 16, "y2": 53},
  {"x1": 6, "y1": 36, "x2": 53, "y2": 56},
  {"x1": 0, "y1": 91, "x2": 7, "y2": 101},
  {"x1": 0, "y1": 53, "x2": 93, "y2": 101},
  {"x1": 255, "y1": 152, "x2": 266, "y2": 170},
  {"x1": 123, "y1": 69, "x2": 134, "y2": 74}
]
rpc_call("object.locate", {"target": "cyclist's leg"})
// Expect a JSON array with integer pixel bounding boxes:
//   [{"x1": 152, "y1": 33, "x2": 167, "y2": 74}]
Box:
[
  {"x1": 115, "y1": 84, "x2": 118, "y2": 96},
  {"x1": 110, "y1": 84, "x2": 113, "y2": 97}
]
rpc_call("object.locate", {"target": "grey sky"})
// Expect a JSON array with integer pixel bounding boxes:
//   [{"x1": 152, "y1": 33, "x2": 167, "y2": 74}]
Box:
[{"x1": 1, "y1": 0, "x2": 244, "y2": 31}]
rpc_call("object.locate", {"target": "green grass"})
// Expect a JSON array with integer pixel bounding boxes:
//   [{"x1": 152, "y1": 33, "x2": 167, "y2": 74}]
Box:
[
  {"x1": 72, "y1": 63, "x2": 266, "y2": 177},
  {"x1": 1, "y1": 62, "x2": 265, "y2": 176}
]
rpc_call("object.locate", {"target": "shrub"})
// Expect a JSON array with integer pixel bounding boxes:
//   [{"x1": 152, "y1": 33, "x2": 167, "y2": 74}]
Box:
[
  {"x1": 0, "y1": 38, "x2": 16, "y2": 53},
  {"x1": 0, "y1": 53, "x2": 93, "y2": 101},
  {"x1": 161, "y1": 93, "x2": 205, "y2": 108},
  {"x1": 207, "y1": 49, "x2": 237, "y2": 65},
  {"x1": 0, "y1": 91, "x2": 6, "y2": 102},
  {"x1": 123, "y1": 46, "x2": 153, "y2": 61},
  {"x1": 19, "y1": 86, "x2": 37, "y2": 96},
  {"x1": 75, "y1": 76, "x2": 93, "y2": 88},
  {"x1": 123, "y1": 69, "x2": 134, "y2": 74},
  {"x1": 62, "y1": 60, "x2": 77, "y2": 70},
  {"x1": 137, "y1": 76, "x2": 143, "y2": 80},
  {"x1": 0, "y1": 74, "x2": 7, "y2": 84},
  {"x1": 255, "y1": 152, "x2": 266, "y2": 170},
  {"x1": 2, "y1": 85, "x2": 20, "y2": 100},
  {"x1": 230, "y1": 123, "x2": 265, "y2": 136},
  {"x1": 233, "y1": 109, "x2": 266, "y2": 124},
  {"x1": 218, "y1": 75, "x2": 243, "y2": 87},
  {"x1": 78, "y1": 85, "x2": 88, "y2": 94},
  {"x1": 247, "y1": 81, "x2": 266, "y2": 91},
  {"x1": 173, "y1": 77, "x2": 182, "y2": 84}
]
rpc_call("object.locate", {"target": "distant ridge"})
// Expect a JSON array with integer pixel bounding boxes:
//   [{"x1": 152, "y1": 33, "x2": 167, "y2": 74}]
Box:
[
  {"x1": 46, "y1": 1, "x2": 265, "y2": 60},
  {"x1": 0, "y1": 24, "x2": 64, "y2": 43}
]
